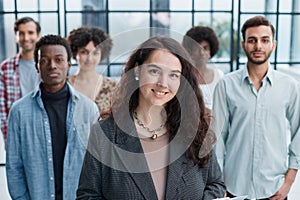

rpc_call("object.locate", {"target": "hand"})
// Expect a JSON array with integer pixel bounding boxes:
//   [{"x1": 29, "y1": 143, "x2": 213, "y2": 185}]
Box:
[{"x1": 268, "y1": 181, "x2": 291, "y2": 200}]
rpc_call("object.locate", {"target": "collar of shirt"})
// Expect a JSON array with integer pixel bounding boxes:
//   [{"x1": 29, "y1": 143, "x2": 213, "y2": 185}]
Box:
[
  {"x1": 240, "y1": 63, "x2": 274, "y2": 86},
  {"x1": 32, "y1": 82, "x2": 79, "y2": 101}
]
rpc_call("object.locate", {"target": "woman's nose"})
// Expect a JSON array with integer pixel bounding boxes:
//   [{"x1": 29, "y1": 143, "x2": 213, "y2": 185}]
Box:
[{"x1": 157, "y1": 75, "x2": 168, "y2": 88}]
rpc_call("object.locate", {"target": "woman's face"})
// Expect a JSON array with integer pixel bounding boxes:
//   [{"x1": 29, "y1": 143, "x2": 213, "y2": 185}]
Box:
[
  {"x1": 136, "y1": 49, "x2": 182, "y2": 108},
  {"x1": 76, "y1": 41, "x2": 101, "y2": 70},
  {"x1": 191, "y1": 40, "x2": 211, "y2": 66}
]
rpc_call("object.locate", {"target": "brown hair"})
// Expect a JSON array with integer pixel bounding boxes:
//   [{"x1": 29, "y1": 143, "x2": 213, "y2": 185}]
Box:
[
  {"x1": 14, "y1": 17, "x2": 41, "y2": 34},
  {"x1": 111, "y1": 36, "x2": 215, "y2": 168},
  {"x1": 241, "y1": 16, "x2": 275, "y2": 41}
]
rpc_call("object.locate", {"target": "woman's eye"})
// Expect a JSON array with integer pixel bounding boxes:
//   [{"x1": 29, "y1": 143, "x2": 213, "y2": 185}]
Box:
[
  {"x1": 170, "y1": 73, "x2": 180, "y2": 79},
  {"x1": 79, "y1": 50, "x2": 89, "y2": 55},
  {"x1": 149, "y1": 69, "x2": 160, "y2": 75},
  {"x1": 92, "y1": 51, "x2": 101, "y2": 56}
]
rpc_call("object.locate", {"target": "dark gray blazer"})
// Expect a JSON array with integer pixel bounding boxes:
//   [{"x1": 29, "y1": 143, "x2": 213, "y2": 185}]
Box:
[{"x1": 76, "y1": 116, "x2": 226, "y2": 200}]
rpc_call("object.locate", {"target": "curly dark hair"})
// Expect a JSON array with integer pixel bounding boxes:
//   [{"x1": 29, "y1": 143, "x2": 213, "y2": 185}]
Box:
[
  {"x1": 241, "y1": 15, "x2": 275, "y2": 41},
  {"x1": 34, "y1": 34, "x2": 72, "y2": 70},
  {"x1": 182, "y1": 26, "x2": 219, "y2": 58},
  {"x1": 67, "y1": 26, "x2": 113, "y2": 61},
  {"x1": 111, "y1": 36, "x2": 215, "y2": 168},
  {"x1": 14, "y1": 16, "x2": 41, "y2": 34}
]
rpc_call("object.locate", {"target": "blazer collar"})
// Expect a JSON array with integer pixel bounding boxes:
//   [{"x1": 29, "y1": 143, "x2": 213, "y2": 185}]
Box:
[
  {"x1": 165, "y1": 138, "x2": 192, "y2": 199},
  {"x1": 114, "y1": 117, "x2": 158, "y2": 200}
]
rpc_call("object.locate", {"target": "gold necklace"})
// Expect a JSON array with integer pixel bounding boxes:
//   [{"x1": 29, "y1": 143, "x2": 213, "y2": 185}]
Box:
[{"x1": 133, "y1": 112, "x2": 165, "y2": 140}]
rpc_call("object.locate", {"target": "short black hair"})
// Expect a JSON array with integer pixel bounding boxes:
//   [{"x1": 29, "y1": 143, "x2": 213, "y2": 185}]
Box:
[
  {"x1": 241, "y1": 16, "x2": 275, "y2": 41},
  {"x1": 34, "y1": 34, "x2": 72, "y2": 70},
  {"x1": 14, "y1": 17, "x2": 41, "y2": 34},
  {"x1": 182, "y1": 26, "x2": 219, "y2": 58}
]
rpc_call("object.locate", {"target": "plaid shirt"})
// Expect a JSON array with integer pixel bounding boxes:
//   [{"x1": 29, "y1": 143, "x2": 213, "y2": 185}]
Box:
[{"x1": 0, "y1": 53, "x2": 21, "y2": 142}]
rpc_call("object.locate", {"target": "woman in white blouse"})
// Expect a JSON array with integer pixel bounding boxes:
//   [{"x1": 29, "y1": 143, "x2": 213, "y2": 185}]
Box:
[{"x1": 183, "y1": 26, "x2": 224, "y2": 110}]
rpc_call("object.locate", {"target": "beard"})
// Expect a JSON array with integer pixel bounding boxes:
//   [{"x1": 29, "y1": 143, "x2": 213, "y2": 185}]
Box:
[{"x1": 245, "y1": 50, "x2": 272, "y2": 65}]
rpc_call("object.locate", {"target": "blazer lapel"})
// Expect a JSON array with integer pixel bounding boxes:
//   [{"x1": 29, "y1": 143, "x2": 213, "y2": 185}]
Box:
[
  {"x1": 165, "y1": 133, "x2": 192, "y2": 200},
  {"x1": 165, "y1": 154, "x2": 189, "y2": 199},
  {"x1": 115, "y1": 123, "x2": 158, "y2": 200},
  {"x1": 130, "y1": 172, "x2": 158, "y2": 200}
]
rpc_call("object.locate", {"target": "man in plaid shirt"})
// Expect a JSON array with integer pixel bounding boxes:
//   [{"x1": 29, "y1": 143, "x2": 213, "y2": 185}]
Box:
[{"x1": 0, "y1": 17, "x2": 41, "y2": 144}]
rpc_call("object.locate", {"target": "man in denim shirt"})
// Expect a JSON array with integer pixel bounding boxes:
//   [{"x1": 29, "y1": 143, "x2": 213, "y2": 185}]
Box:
[{"x1": 6, "y1": 35, "x2": 99, "y2": 200}]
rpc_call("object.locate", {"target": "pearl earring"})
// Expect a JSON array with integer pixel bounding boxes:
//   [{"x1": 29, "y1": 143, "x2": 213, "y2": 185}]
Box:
[{"x1": 135, "y1": 76, "x2": 139, "y2": 81}]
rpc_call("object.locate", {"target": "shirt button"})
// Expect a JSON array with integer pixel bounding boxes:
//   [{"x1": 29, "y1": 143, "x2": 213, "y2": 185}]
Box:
[
  {"x1": 51, "y1": 194, "x2": 54, "y2": 198},
  {"x1": 73, "y1": 128, "x2": 76, "y2": 131},
  {"x1": 50, "y1": 177, "x2": 54, "y2": 180},
  {"x1": 49, "y1": 158, "x2": 52, "y2": 161},
  {"x1": 48, "y1": 140, "x2": 51, "y2": 143}
]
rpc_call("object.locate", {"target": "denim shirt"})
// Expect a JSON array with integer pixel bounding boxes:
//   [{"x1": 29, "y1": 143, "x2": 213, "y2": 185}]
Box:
[{"x1": 6, "y1": 83, "x2": 99, "y2": 200}]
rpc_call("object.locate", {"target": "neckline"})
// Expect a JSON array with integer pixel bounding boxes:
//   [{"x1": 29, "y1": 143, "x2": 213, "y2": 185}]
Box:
[{"x1": 72, "y1": 74, "x2": 103, "y2": 100}]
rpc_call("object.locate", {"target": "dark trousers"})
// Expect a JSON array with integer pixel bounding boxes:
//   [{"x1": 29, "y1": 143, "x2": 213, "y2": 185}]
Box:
[{"x1": 227, "y1": 191, "x2": 287, "y2": 200}]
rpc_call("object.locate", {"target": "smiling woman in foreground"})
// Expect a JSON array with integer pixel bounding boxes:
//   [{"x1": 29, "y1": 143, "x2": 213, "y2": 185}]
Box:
[{"x1": 76, "y1": 36, "x2": 226, "y2": 200}]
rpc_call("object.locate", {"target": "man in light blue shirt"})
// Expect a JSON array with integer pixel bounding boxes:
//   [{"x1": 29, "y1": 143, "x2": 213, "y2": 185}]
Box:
[
  {"x1": 6, "y1": 35, "x2": 99, "y2": 200},
  {"x1": 212, "y1": 16, "x2": 300, "y2": 199}
]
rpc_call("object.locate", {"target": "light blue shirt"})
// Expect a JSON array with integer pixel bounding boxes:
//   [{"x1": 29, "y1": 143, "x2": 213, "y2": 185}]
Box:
[
  {"x1": 6, "y1": 83, "x2": 99, "y2": 200},
  {"x1": 212, "y1": 66, "x2": 300, "y2": 199}
]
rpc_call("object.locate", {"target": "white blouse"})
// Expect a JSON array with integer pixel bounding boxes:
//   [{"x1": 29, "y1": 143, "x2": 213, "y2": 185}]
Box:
[{"x1": 198, "y1": 68, "x2": 224, "y2": 110}]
